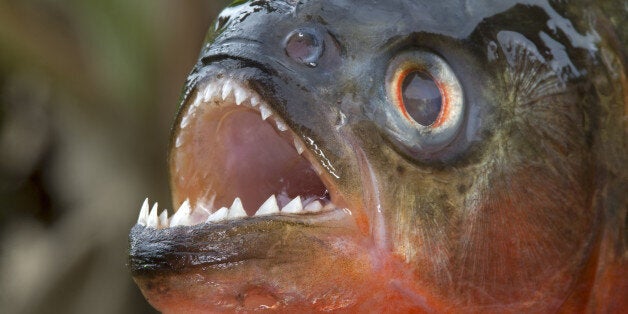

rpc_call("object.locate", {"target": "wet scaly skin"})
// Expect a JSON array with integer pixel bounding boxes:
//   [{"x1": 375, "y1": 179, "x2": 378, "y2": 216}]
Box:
[{"x1": 129, "y1": 1, "x2": 627, "y2": 312}]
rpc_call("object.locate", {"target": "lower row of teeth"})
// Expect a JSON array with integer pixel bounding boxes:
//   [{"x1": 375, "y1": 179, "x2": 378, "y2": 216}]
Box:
[{"x1": 136, "y1": 195, "x2": 335, "y2": 229}]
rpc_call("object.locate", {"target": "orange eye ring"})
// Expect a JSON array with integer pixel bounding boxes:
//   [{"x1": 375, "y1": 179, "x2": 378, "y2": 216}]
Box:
[{"x1": 385, "y1": 50, "x2": 464, "y2": 147}]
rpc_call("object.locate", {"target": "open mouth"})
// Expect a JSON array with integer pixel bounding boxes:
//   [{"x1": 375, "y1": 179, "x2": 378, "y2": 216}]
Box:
[{"x1": 135, "y1": 77, "x2": 345, "y2": 229}]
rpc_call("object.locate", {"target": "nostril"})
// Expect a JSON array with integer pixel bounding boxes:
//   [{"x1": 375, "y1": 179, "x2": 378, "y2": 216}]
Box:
[{"x1": 284, "y1": 28, "x2": 324, "y2": 67}]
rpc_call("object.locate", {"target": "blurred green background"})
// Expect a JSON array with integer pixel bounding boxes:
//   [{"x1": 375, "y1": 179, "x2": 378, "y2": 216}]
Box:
[{"x1": 0, "y1": 1, "x2": 229, "y2": 313}]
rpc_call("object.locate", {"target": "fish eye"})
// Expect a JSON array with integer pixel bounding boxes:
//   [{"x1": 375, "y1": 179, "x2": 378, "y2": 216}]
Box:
[
  {"x1": 284, "y1": 28, "x2": 324, "y2": 67},
  {"x1": 385, "y1": 50, "x2": 464, "y2": 153}
]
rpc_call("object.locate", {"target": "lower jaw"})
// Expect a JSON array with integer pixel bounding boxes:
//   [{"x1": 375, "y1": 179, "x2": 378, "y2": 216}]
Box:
[
  {"x1": 129, "y1": 199, "x2": 455, "y2": 313},
  {"x1": 129, "y1": 207, "x2": 356, "y2": 273},
  {"x1": 130, "y1": 227, "x2": 442, "y2": 313},
  {"x1": 130, "y1": 212, "x2": 372, "y2": 312},
  {"x1": 132, "y1": 249, "x2": 449, "y2": 314}
]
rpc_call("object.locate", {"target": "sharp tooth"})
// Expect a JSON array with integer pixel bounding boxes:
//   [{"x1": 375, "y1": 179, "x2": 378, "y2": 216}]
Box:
[
  {"x1": 234, "y1": 86, "x2": 248, "y2": 105},
  {"x1": 190, "y1": 207, "x2": 209, "y2": 225},
  {"x1": 250, "y1": 96, "x2": 260, "y2": 106},
  {"x1": 203, "y1": 83, "x2": 220, "y2": 102},
  {"x1": 276, "y1": 120, "x2": 288, "y2": 132},
  {"x1": 227, "y1": 197, "x2": 247, "y2": 219},
  {"x1": 206, "y1": 207, "x2": 228, "y2": 223},
  {"x1": 260, "y1": 104, "x2": 272, "y2": 120},
  {"x1": 170, "y1": 199, "x2": 192, "y2": 227},
  {"x1": 159, "y1": 210, "x2": 169, "y2": 228},
  {"x1": 138, "y1": 198, "x2": 149, "y2": 226},
  {"x1": 294, "y1": 138, "x2": 305, "y2": 155},
  {"x1": 281, "y1": 196, "x2": 303, "y2": 214},
  {"x1": 255, "y1": 195, "x2": 280, "y2": 216},
  {"x1": 222, "y1": 80, "x2": 234, "y2": 100},
  {"x1": 304, "y1": 201, "x2": 323, "y2": 212},
  {"x1": 148, "y1": 202, "x2": 159, "y2": 228}
]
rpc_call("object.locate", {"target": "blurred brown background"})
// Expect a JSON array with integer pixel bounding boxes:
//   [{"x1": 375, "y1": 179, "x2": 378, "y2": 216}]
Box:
[{"x1": 0, "y1": 1, "x2": 229, "y2": 313}]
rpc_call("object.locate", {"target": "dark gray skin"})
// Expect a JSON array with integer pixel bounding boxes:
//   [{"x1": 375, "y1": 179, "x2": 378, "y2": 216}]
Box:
[{"x1": 129, "y1": 0, "x2": 627, "y2": 312}]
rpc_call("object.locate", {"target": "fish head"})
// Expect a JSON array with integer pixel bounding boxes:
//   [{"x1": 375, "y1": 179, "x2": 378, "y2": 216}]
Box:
[{"x1": 129, "y1": 0, "x2": 627, "y2": 312}]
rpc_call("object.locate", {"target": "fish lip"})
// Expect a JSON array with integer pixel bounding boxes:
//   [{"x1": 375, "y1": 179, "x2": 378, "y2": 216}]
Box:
[{"x1": 128, "y1": 208, "x2": 351, "y2": 276}]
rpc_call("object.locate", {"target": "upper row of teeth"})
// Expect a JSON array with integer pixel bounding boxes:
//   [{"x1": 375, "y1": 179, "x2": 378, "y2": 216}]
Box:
[
  {"x1": 178, "y1": 78, "x2": 306, "y2": 155},
  {"x1": 136, "y1": 195, "x2": 334, "y2": 229}
]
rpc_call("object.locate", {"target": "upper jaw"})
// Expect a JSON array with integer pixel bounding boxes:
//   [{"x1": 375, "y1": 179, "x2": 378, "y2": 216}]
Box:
[{"x1": 134, "y1": 75, "x2": 353, "y2": 233}]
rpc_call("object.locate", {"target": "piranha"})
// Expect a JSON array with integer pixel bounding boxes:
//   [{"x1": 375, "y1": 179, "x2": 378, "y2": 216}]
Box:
[{"x1": 128, "y1": 0, "x2": 627, "y2": 312}]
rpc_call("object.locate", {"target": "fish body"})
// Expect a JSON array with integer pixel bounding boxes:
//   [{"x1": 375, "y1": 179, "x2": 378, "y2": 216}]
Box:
[{"x1": 129, "y1": 0, "x2": 627, "y2": 312}]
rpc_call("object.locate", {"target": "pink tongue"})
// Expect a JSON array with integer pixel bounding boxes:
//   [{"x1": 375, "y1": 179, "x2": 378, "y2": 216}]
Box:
[{"x1": 204, "y1": 110, "x2": 326, "y2": 216}]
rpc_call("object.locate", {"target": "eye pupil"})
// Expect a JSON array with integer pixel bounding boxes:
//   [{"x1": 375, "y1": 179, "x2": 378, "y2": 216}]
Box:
[{"x1": 401, "y1": 71, "x2": 442, "y2": 126}]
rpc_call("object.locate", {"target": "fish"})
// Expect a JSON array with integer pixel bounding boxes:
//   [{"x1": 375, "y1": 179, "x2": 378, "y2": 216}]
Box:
[{"x1": 128, "y1": 0, "x2": 627, "y2": 312}]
